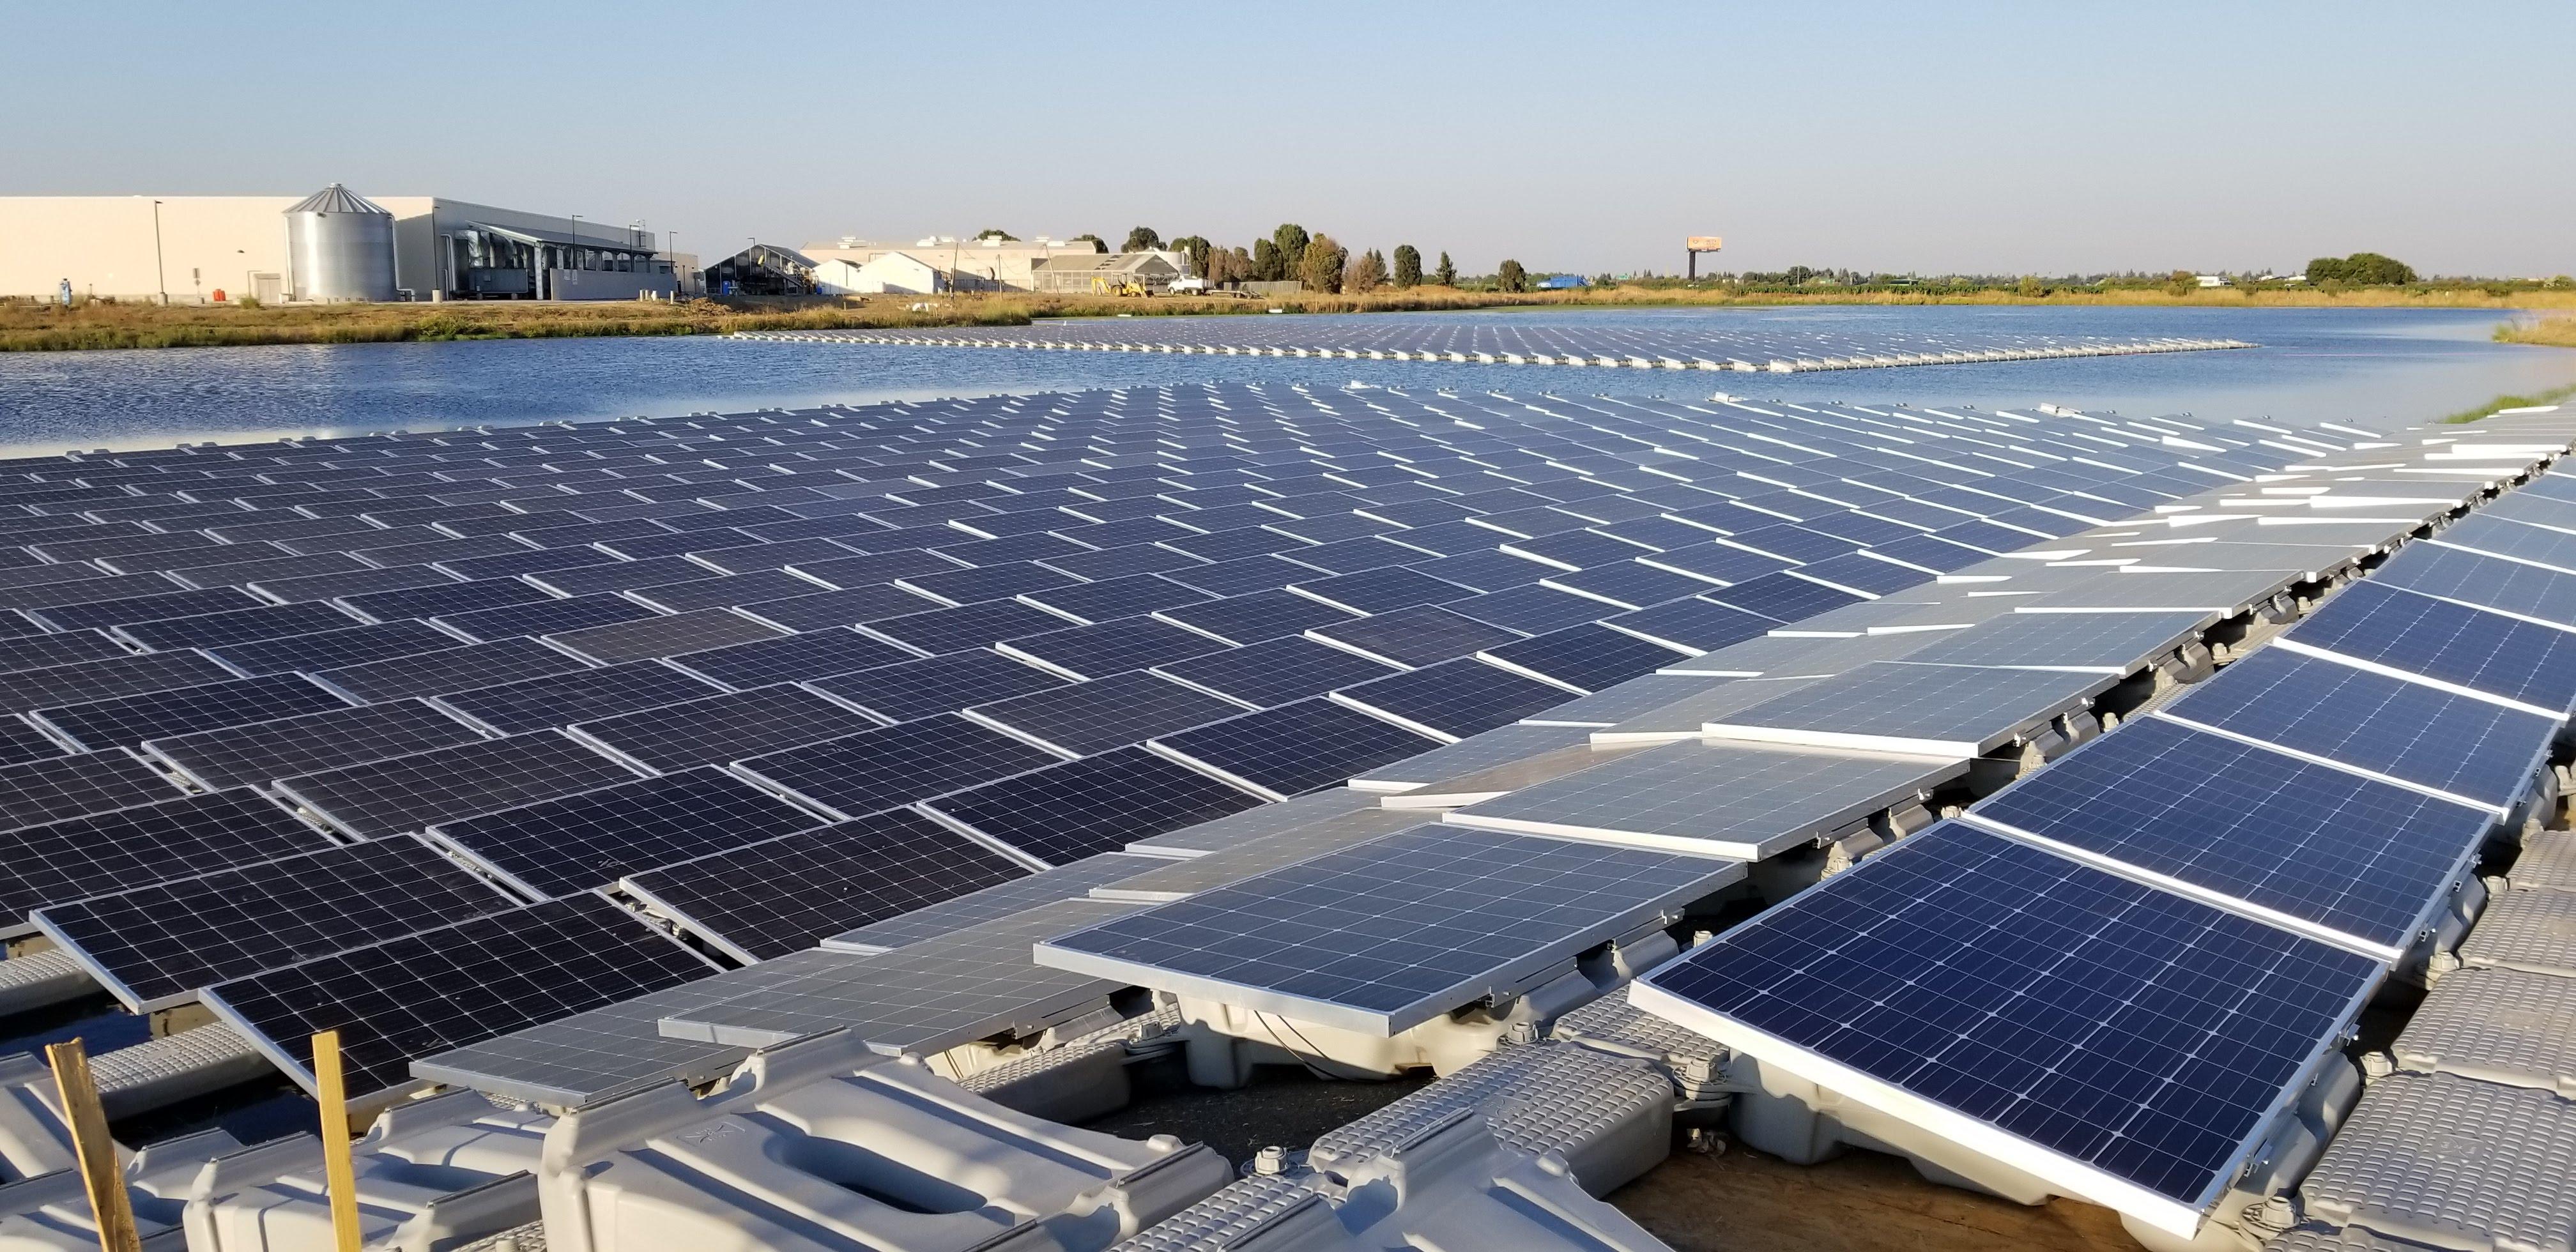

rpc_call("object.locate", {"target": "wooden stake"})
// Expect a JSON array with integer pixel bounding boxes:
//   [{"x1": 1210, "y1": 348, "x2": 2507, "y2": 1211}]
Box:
[
  {"x1": 311, "y1": 1030, "x2": 364, "y2": 1252},
  {"x1": 45, "y1": 1038, "x2": 141, "y2": 1252}
]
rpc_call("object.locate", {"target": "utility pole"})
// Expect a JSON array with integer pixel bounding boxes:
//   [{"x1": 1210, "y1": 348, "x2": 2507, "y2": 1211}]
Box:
[{"x1": 151, "y1": 199, "x2": 168, "y2": 305}]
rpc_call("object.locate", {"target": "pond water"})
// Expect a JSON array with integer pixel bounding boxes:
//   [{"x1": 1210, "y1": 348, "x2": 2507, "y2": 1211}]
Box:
[{"x1": 0, "y1": 306, "x2": 2567, "y2": 456}]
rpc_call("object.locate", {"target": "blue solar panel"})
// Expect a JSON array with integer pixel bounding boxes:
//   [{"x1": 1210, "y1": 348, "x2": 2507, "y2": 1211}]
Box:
[
  {"x1": 2157, "y1": 648, "x2": 2554, "y2": 811},
  {"x1": 1598, "y1": 596, "x2": 1775, "y2": 653},
  {"x1": 1970, "y1": 716, "x2": 2490, "y2": 953},
  {"x1": 2372, "y1": 541, "x2": 2576, "y2": 629},
  {"x1": 1479, "y1": 623, "x2": 1687, "y2": 693},
  {"x1": 1707, "y1": 572, "x2": 1869, "y2": 622},
  {"x1": 1634, "y1": 821, "x2": 2377, "y2": 1218},
  {"x1": 1331, "y1": 658, "x2": 1576, "y2": 740},
  {"x1": 2280, "y1": 581, "x2": 2576, "y2": 715}
]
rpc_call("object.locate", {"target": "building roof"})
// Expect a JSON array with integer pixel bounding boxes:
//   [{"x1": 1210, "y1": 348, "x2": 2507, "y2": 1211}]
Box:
[
  {"x1": 286, "y1": 183, "x2": 390, "y2": 217},
  {"x1": 1032, "y1": 252, "x2": 1181, "y2": 276}
]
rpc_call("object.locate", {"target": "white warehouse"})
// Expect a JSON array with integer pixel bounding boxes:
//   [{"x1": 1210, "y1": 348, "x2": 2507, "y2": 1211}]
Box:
[{"x1": 0, "y1": 185, "x2": 676, "y2": 303}]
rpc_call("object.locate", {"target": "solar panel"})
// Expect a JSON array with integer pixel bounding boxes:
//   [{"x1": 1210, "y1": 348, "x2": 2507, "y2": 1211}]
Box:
[
  {"x1": 1330, "y1": 658, "x2": 1576, "y2": 741},
  {"x1": 2375, "y1": 541, "x2": 2576, "y2": 629},
  {"x1": 729, "y1": 714, "x2": 1064, "y2": 820},
  {"x1": 1151, "y1": 635, "x2": 1400, "y2": 708},
  {"x1": 1966, "y1": 716, "x2": 2492, "y2": 956},
  {"x1": 570, "y1": 685, "x2": 880, "y2": 772},
  {"x1": 274, "y1": 731, "x2": 641, "y2": 839},
  {"x1": 660, "y1": 629, "x2": 909, "y2": 689},
  {"x1": 1630, "y1": 821, "x2": 2378, "y2": 1237},
  {"x1": 1286, "y1": 567, "x2": 1471, "y2": 615},
  {"x1": 310, "y1": 636, "x2": 593, "y2": 703},
  {"x1": 1443, "y1": 584, "x2": 1614, "y2": 636},
  {"x1": 861, "y1": 598, "x2": 1067, "y2": 655},
  {"x1": 656, "y1": 898, "x2": 1142, "y2": 1053},
  {"x1": 526, "y1": 555, "x2": 710, "y2": 597},
  {"x1": 32, "y1": 673, "x2": 354, "y2": 751},
  {"x1": 1016, "y1": 572, "x2": 1209, "y2": 624},
  {"x1": 1598, "y1": 596, "x2": 1779, "y2": 653},
  {"x1": 0, "y1": 630, "x2": 132, "y2": 675},
  {"x1": 1896, "y1": 611, "x2": 2207, "y2": 675},
  {"x1": 1153, "y1": 588, "x2": 1357, "y2": 645},
  {"x1": 2274, "y1": 581, "x2": 2576, "y2": 717},
  {"x1": 1146, "y1": 698, "x2": 1441, "y2": 800},
  {"x1": 1448, "y1": 738, "x2": 1963, "y2": 859},
  {"x1": 622, "y1": 809, "x2": 1031, "y2": 963},
  {"x1": 1305, "y1": 604, "x2": 1523, "y2": 668},
  {"x1": 32, "y1": 834, "x2": 521, "y2": 1012},
  {"x1": 1477, "y1": 623, "x2": 1686, "y2": 693},
  {"x1": 203, "y1": 619, "x2": 463, "y2": 676},
  {"x1": 253, "y1": 563, "x2": 461, "y2": 604},
  {"x1": 142, "y1": 699, "x2": 487, "y2": 791},
  {"x1": 1784, "y1": 553, "x2": 1936, "y2": 598},
  {"x1": 0, "y1": 650, "x2": 240, "y2": 712},
  {"x1": 1707, "y1": 572, "x2": 1869, "y2": 622},
  {"x1": 201, "y1": 894, "x2": 714, "y2": 1107},
  {"x1": 0, "y1": 789, "x2": 333, "y2": 936},
  {"x1": 626, "y1": 569, "x2": 827, "y2": 613},
  {"x1": 430, "y1": 660, "x2": 723, "y2": 735},
  {"x1": 921, "y1": 746, "x2": 1265, "y2": 866},
  {"x1": 820, "y1": 852, "x2": 1164, "y2": 952},
  {"x1": 1698, "y1": 660, "x2": 2108, "y2": 758},
  {"x1": 427, "y1": 767, "x2": 820, "y2": 898},
  {"x1": 1035, "y1": 823, "x2": 1743, "y2": 1035},
  {"x1": 30, "y1": 586, "x2": 257, "y2": 630},
  {"x1": 543, "y1": 607, "x2": 785, "y2": 665},
  {"x1": 434, "y1": 593, "x2": 656, "y2": 643},
  {"x1": 0, "y1": 749, "x2": 186, "y2": 831},
  {"x1": 408, "y1": 975, "x2": 755, "y2": 1108},
  {"x1": 801, "y1": 650, "x2": 1068, "y2": 724},
  {"x1": 995, "y1": 617, "x2": 1231, "y2": 681},
  {"x1": 963, "y1": 670, "x2": 1243, "y2": 756},
  {"x1": 337, "y1": 576, "x2": 550, "y2": 622},
  {"x1": 2154, "y1": 647, "x2": 2554, "y2": 813}
]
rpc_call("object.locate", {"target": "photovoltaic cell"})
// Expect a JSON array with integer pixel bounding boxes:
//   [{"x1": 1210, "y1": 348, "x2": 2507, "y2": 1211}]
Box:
[
  {"x1": 1970, "y1": 717, "x2": 2492, "y2": 954},
  {"x1": 143, "y1": 700, "x2": 487, "y2": 792},
  {"x1": 964, "y1": 670, "x2": 1243, "y2": 756},
  {"x1": 571, "y1": 685, "x2": 880, "y2": 772},
  {"x1": 0, "y1": 651, "x2": 240, "y2": 713},
  {"x1": 434, "y1": 593, "x2": 656, "y2": 643},
  {"x1": 32, "y1": 834, "x2": 521, "y2": 1011},
  {"x1": 1153, "y1": 588, "x2": 1357, "y2": 645},
  {"x1": 544, "y1": 607, "x2": 786, "y2": 665},
  {"x1": 0, "y1": 789, "x2": 332, "y2": 935},
  {"x1": 1147, "y1": 698, "x2": 1441, "y2": 800},
  {"x1": 1152, "y1": 635, "x2": 1400, "y2": 708},
  {"x1": 2155, "y1": 646, "x2": 2553, "y2": 811},
  {"x1": 204, "y1": 619, "x2": 462, "y2": 676},
  {"x1": 1632, "y1": 821, "x2": 2377, "y2": 1225},
  {"x1": 996, "y1": 617, "x2": 1230, "y2": 681},
  {"x1": 1479, "y1": 623, "x2": 1687, "y2": 693},
  {"x1": 923, "y1": 746, "x2": 1265, "y2": 866},
  {"x1": 429, "y1": 767, "x2": 820, "y2": 898},
  {"x1": 732, "y1": 713, "x2": 1064, "y2": 819},
  {"x1": 1331, "y1": 658, "x2": 1577, "y2": 740},
  {"x1": 660, "y1": 629, "x2": 909, "y2": 689},
  {"x1": 622, "y1": 809, "x2": 1030, "y2": 962},
  {"x1": 1306, "y1": 604, "x2": 1524, "y2": 668},
  {"x1": 32, "y1": 673, "x2": 353, "y2": 751},
  {"x1": 275, "y1": 731, "x2": 641, "y2": 839},
  {"x1": 1036, "y1": 823, "x2": 1742, "y2": 1035},
  {"x1": 201, "y1": 894, "x2": 713, "y2": 1106},
  {"x1": 431, "y1": 660, "x2": 723, "y2": 735},
  {"x1": 311, "y1": 636, "x2": 592, "y2": 703}
]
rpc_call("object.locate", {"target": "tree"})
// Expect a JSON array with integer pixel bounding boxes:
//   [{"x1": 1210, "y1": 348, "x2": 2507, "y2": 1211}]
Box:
[
  {"x1": 1121, "y1": 226, "x2": 1163, "y2": 253},
  {"x1": 1299, "y1": 234, "x2": 1348, "y2": 294},
  {"x1": 1252, "y1": 238, "x2": 1284, "y2": 282},
  {"x1": 1271, "y1": 224, "x2": 1310, "y2": 275},
  {"x1": 1392, "y1": 245, "x2": 1422, "y2": 288},
  {"x1": 1433, "y1": 252, "x2": 1456, "y2": 287},
  {"x1": 1170, "y1": 236, "x2": 1213, "y2": 277},
  {"x1": 1496, "y1": 259, "x2": 1527, "y2": 293},
  {"x1": 1208, "y1": 247, "x2": 1255, "y2": 285},
  {"x1": 1068, "y1": 233, "x2": 1107, "y2": 253},
  {"x1": 1346, "y1": 248, "x2": 1390, "y2": 293},
  {"x1": 974, "y1": 229, "x2": 1018, "y2": 242},
  {"x1": 2306, "y1": 252, "x2": 2416, "y2": 285}
]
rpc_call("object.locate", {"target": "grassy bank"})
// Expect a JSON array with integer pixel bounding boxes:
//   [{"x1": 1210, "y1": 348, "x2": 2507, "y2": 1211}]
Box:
[
  {"x1": 2442, "y1": 381, "x2": 2576, "y2": 423},
  {"x1": 11, "y1": 283, "x2": 2576, "y2": 353},
  {"x1": 2498, "y1": 316, "x2": 2576, "y2": 349}
]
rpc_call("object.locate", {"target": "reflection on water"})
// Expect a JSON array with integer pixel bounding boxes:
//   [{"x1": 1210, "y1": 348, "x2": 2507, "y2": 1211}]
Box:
[{"x1": 0, "y1": 307, "x2": 2568, "y2": 455}]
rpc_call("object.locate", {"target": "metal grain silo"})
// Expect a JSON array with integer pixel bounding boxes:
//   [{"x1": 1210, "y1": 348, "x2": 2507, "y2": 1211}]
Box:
[{"x1": 284, "y1": 183, "x2": 396, "y2": 302}]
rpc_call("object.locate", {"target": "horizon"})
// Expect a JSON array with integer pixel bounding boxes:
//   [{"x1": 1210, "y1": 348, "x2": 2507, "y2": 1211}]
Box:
[{"x1": 4, "y1": 1, "x2": 2568, "y2": 279}]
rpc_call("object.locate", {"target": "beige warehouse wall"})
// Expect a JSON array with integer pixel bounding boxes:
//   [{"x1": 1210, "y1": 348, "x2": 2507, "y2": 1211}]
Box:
[{"x1": 0, "y1": 196, "x2": 302, "y2": 301}]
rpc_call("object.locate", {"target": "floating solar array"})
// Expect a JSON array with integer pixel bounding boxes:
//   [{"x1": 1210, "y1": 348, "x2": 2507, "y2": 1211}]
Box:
[
  {"x1": 737, "y1": 314, "x2": 2251, "y2": 372},
  {"x1": 0, "y1": 379, "x2": 2519, "y2": 1121}
]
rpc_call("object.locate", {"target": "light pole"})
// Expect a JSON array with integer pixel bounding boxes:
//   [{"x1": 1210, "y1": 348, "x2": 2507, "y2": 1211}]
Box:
[
  {"x1": 150, "y1": 199, "x2": 167, "y2": 305},
  {"x1": 565, "y1": 215, "x2": 582, "y2": 301}
]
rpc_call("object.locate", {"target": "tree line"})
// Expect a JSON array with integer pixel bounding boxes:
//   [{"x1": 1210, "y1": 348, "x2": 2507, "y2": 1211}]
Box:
[{"x1": 1071, "y1": 224, "x2": 1498, "y2": 294}]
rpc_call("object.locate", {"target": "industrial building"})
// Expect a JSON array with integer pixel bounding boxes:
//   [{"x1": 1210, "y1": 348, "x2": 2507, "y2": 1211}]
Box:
[
  {"x1": 806, "y1": 234, "x2": 1108, "y2": 292},
  {"x1": 813, "y1": 251, "x2": 946, "y2": 296},
  {"x1": 0, "y1": 185, "x2": 675, "y2": 303},
  {"x1": 1028, "y1": 249, "x2": 1190, "y2": 294},
  {"x1": 705, "y1": 244, "x2": 817, "y2": 296}
]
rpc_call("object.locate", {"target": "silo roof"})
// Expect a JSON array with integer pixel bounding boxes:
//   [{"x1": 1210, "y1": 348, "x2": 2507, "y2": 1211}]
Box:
[{"x1": 285, "y1": 183, "x2": 391, "y2": 215}]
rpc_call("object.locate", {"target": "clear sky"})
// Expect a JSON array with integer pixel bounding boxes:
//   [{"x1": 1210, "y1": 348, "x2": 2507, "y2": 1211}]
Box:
[{"x1": 8, "y1": 1, "x2": 2569, "y2": 277}]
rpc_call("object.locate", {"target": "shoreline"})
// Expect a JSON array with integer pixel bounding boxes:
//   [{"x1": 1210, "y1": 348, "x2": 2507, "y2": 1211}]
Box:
[{"x1": 6, "y1": 287, "x2": 2575, "y2": 354}]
